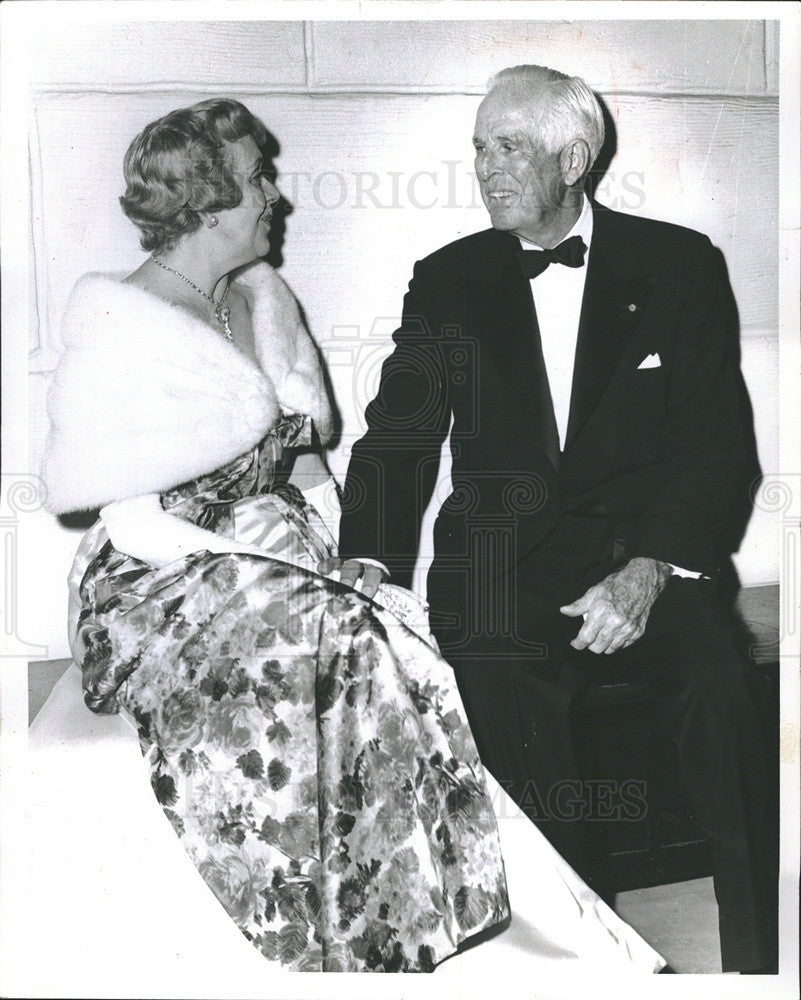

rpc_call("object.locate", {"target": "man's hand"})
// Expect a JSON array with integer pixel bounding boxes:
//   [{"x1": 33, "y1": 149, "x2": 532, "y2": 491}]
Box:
[
  {"x1": 317, "y1": 557, "x2": 387, "y2": 599},
  {"x1": 560, "y1": 557, "x2": 672, "y2": 655}
]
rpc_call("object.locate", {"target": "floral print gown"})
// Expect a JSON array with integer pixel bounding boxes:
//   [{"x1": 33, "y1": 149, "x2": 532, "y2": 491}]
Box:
[{"x1": 72, "y1": 413, "x2": 510, "y2": 973}]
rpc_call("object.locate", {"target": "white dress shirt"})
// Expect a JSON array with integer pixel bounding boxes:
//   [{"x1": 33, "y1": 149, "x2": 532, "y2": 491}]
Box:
[
  {"x1": 520, "y1": 195, "x2": 699, "y2": 579},
  {"x1": 519, "y1": 194, "x2": 593, "y2": 452}
]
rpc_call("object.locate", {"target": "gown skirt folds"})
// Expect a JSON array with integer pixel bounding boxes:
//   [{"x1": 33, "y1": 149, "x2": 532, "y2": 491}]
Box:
[{"x1": 72, "y1": 414, "x2": 510, "y2": 972}]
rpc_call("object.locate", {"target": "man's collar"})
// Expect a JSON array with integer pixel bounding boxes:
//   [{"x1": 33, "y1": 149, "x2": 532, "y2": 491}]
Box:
[{"x1": 518, "y1": 193, "x2": 593, "y2": 252}]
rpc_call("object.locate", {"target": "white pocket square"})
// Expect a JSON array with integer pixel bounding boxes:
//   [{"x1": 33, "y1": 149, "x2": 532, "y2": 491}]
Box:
[{"x1": 637, "y1": 353, "x2": 661, "y2": 370}]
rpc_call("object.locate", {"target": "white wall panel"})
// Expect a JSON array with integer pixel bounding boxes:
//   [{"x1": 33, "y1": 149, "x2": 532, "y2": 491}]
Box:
[
  {"x1": 732, "y1": 335, "x2": 780, "y2": 587},
  {"x1": 26, "y1": 370, "x2": 75, "y2": 660},
  {"x1": 594, "y1": 96, "x2": 778, "y2": 332},
  {"x1": 29, "y1": 21, "x2": 307, "y2": 89},
  {"x1": 312, "y1": 20, "x2": 768, "y2": 95},
  {"x1": 766, "y1": 20, "x2": 780, "y2": 94}
]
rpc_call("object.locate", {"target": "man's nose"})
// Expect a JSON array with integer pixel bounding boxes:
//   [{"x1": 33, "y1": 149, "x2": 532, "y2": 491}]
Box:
[{"x1": 475, "y1": 149, "x2": 498, "y2": 182}]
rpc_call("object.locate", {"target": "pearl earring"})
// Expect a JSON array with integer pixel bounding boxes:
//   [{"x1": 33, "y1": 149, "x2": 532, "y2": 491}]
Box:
[{"x1": 208, "y1": 216, "x2": 218, "y2": 228}]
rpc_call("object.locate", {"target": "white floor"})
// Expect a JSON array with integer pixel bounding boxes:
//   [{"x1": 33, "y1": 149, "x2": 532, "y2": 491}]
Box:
[{"x1": 615, "y1": 877, "x2": 721, "y2": 974}]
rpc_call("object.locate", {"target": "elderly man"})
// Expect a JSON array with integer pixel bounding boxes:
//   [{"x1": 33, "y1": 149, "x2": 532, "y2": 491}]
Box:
[{"x1": 338, "y1": 64, "x2": 776, "y2": 972}]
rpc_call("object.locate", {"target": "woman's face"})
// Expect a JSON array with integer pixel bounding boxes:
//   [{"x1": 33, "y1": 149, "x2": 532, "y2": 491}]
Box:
[{"x1": 214, "y1": 135, "x2": 280, "y2": 266}]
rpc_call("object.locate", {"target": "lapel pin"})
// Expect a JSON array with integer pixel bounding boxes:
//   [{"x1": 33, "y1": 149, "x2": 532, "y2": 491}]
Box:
[{"x1": 627, "y1": 303, "x2": 637, "y2": 312}]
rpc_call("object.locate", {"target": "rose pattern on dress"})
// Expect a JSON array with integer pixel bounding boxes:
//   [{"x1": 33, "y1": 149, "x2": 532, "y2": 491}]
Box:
[{"x1": 74, "y1": 414, "x2": 510, "y2": 971}]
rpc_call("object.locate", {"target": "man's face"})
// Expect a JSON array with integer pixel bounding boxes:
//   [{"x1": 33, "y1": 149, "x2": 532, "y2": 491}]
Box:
[{"x1": 473, "y1": 86, "x2": 565, "y2": 243}]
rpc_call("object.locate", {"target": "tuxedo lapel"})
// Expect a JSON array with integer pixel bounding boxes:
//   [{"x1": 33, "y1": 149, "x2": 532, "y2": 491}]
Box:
[
  {"x1": 463, "y1": 231, "x2": 531, "y2": 384},
  {"x1": 564, "y1": 212, "x2": 655, "y2": 452},
  {"x1": 522, "y1": 288, "x2": 561, "y2": 472},
  {"x1": 465, "y1": 232, "x2": 560, "y2": 472}
]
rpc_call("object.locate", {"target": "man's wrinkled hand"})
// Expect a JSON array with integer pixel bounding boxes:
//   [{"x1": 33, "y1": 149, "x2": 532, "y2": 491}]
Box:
[
  {"x1": 317, "y1": 557, "x2": 387, "y2": 599},
  {"x1": 560, "y1": 557, "x2": 672, "y2": 655}
]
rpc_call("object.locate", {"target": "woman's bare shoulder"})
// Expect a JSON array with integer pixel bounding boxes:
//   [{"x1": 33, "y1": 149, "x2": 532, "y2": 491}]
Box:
[{"x1": 122, "y1": 259, "x2": 160, "y2": 292}]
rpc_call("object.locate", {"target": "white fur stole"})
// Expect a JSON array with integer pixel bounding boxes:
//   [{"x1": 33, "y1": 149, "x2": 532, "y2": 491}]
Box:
[{"x1": 44, "y1": 262, "x2": 334, "y2": 514}]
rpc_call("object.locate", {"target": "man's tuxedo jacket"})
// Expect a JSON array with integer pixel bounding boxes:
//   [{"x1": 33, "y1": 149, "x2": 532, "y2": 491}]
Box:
[{"x1": 339, "y1": 204, "x2": 746, "y2": 606}]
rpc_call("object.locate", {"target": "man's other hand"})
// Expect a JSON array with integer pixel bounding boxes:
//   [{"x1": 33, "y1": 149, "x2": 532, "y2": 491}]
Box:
[
  {"x1": 560, "y1": 557, "x2": 672, "y2": 655},
  {"x1": 317, "y1": 557, "x2": 387, "y2": 599}
]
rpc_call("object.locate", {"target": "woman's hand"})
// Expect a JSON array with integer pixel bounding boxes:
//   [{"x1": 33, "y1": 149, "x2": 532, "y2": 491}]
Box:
[{"x1": 317, "y1": 557, "x2": 387, "y2": 598}]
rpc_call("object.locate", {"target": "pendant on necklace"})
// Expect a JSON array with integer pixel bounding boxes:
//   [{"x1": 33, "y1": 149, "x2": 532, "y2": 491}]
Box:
[{"x1": 216, "y1": 303, "x2": 233, "y2": 342}]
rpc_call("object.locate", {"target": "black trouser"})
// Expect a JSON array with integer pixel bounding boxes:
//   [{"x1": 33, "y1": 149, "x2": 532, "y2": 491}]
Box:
[{"x1": 440, "y1": 577, "x2": 778, "y2": 973}]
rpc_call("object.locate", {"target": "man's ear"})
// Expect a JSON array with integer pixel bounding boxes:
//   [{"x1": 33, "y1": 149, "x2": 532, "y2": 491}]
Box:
[{"x1": 561, "y1": 139, "x2": 591, "y2": 186}]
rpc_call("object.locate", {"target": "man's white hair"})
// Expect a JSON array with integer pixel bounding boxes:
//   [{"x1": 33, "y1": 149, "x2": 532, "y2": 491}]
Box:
[{"x1": 488, "y1": 65, "x2": 605, "y2": 168}]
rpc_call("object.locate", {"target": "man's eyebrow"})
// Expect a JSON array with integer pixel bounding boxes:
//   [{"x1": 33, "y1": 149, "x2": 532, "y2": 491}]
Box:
[{"x1": 472, "y1": 132, "x2": 521, "y2": 145}]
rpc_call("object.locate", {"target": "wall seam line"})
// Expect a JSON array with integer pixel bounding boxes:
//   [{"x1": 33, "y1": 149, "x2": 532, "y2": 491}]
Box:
[
  {"x1": 28, "y1": 84, "x2": 780, "y2": 103},
  {"x1": 303, "y1": 21, "x2": 315, "y2": 89},
  {"x1": 29, "y1": 102, "x2": 48, "y2": 358}
]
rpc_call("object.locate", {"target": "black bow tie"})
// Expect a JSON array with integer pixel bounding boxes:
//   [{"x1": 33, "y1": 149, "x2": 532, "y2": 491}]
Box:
[{"x1": 517, "y1": 235, "x2": 588, "y2": 279}]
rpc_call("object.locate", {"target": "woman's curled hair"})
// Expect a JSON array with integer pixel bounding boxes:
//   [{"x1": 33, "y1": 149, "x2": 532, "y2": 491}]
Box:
[{"x1": 120, "y1": 98, "x2": 268, "y2": 254}]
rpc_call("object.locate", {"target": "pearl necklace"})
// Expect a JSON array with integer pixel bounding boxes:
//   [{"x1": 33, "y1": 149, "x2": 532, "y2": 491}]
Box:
[{"x1": 151, "y1": 256, "x2": 233, "y2": 341}]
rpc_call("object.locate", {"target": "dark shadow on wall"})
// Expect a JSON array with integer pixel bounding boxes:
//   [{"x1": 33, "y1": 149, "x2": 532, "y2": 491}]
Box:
[
  {"x1": 259, "y1": 126, "x2": 290, "y2": 272},
  {"x1": 255, "y1": 125, "x2": 343, "y2": 451},
  {"x1": 586, "y1": 93, "x2": 617, "y2": 201},
  {"x1": 59, "y1": 510, "x2": 98, "y2": 531}
]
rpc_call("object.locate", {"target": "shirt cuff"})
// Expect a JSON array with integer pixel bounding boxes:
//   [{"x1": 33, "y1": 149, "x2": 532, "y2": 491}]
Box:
[
  {"x1": 667, "y1": 563, "x2": 704, "y2": 579},
  {"x1": 355, "y1": 557, "x2": 390, "y2": 578}
]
